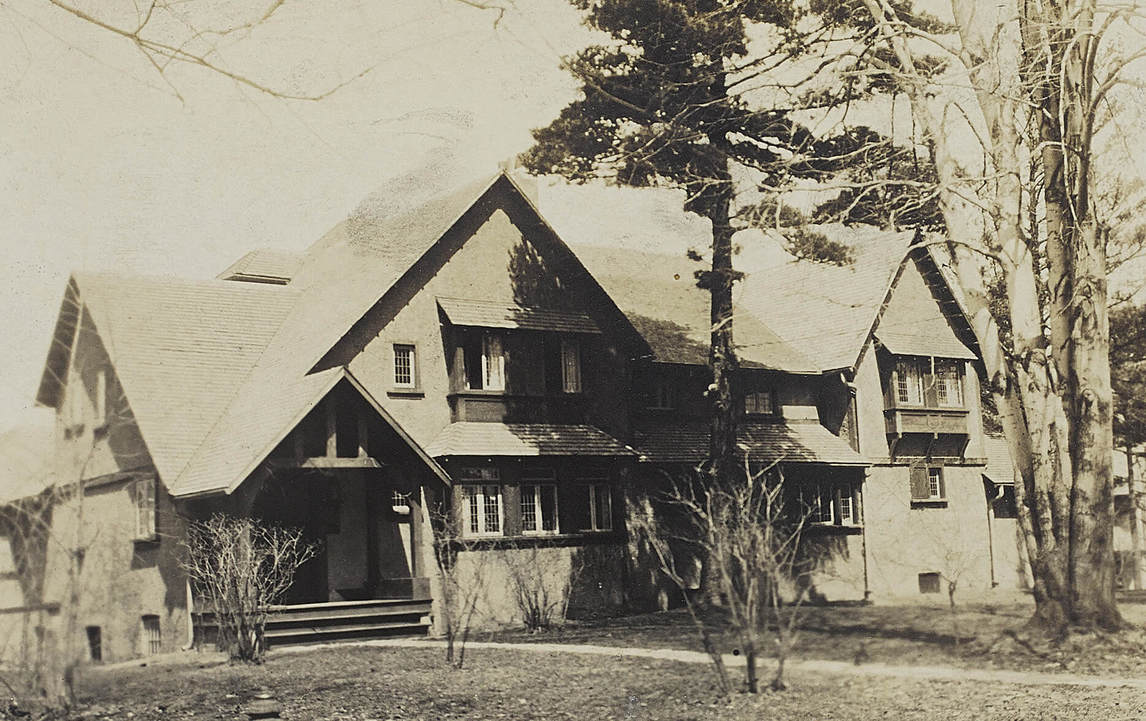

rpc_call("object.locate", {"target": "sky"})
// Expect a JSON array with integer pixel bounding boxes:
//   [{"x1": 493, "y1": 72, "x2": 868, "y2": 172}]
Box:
[
  {"x1": 1, "y1": 0, "x2": 1144, "y2": 436},
  {"x1": 0, "y1": 0, "x2": 600, "y2": 431}
]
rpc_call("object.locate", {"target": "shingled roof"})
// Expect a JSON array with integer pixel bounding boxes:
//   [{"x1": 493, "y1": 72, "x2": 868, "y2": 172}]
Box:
[
  {"x1": 425, "y1": 422, "x2": 635, "y2": 458},
  {"x1": 635, "y1": 420, "x2": 868, "y2": 467},
  {"x1": 41, "y1": 273, "x2": 299, "y2": 485}
]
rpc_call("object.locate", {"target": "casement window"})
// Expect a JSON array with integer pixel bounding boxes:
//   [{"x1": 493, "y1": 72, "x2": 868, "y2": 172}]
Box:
[
  {"x1": 465, "y1": 333, "x2": 506, "y2": 391},
  {"x1": 392, "y1": 344, "x2": 417, "y2": 389},
  {"x1": 459, "y1": 468, "x2": 503, "y2": 536},
  {"x1": 895, "y1": 359, "x2": 924, "y2": 405},
  {"x1": 520, "y1": 484, "x2": 559, "y2": 535},
  {"x1": 744, "y1": 389, "x2": 775, "y2": 416},
  {"x1": 803, "y1": 482, "x2": 861, "y2": 526},
  {"x1": 588, "y1": 483, "x2": 613, "y2": 532},
  {"x1": 910, "y1": 464, "x2": 946, "y2": 501},
  {"x1": 134, "y1": 476, "x2": 157, "y2": 542},
  {"x1": 391, "y1": 489, "x2": 411, "y2": 516},
  {"x1": 934, "y1": 360, "x2": 964, "y2": 408},
  {"x1": 560, "y1": 338, "x2": 582, "y2": 393}
]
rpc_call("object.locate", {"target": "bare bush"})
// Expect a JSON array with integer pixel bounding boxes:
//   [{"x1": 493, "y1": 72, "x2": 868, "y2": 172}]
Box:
[
  {"x1": 502, "y1": 542, "x2": 584, "y2": 633},
  {"x1": 633, "y1": 460, "x2": 812, "y2": 693},
  {"x1": 181, "y1": 514, "x2": 315, "y2": 662}
]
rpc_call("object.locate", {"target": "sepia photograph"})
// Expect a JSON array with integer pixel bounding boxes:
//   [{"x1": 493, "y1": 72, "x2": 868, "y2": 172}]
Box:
[{"x1": 2, "y1": 0, "x2": 1146, "y2": 718}]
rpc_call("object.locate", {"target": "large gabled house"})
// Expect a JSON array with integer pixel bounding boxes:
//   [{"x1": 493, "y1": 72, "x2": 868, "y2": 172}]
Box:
[{"x1": 2, "y1": 169, "x2": 1019, "y2": 663}]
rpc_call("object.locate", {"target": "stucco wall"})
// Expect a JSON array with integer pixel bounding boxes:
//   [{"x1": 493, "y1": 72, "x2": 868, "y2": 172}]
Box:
[{"x1": 343, "y1": 192, "x2": 634, "y2": 450}]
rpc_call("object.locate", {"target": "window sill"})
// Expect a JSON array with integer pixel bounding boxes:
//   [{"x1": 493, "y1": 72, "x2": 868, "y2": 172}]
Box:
[
  {"x1": 133, "y1": 535, "x2": 160, "y2": 547},
  {"x1": 387, "y1": 388, "x2": 425, "y2": 398},
  {"x1": 910, "y1": 498, "x2": 949, "y2": 508},
  {"x1": 806, "y1": 523, "x2": 864, "y2": 535},
  {"x1": 449, "y1": 531, "x2": 623, "y2": 549}
]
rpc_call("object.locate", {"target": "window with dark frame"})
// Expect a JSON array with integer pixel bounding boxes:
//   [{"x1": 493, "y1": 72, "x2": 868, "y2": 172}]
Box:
[
  {"x1": 910, "y1": 464, "x2": 946, "y2": 501},
  {"x1": 804, "y1": 482, "x2": 861, "y2": 526},
  {"x1": 560, "y1": 338, "x2": 581, "y2": 393},
  {"x1": 647, "y1": 376, "x2": 676, "y2": 409},
  {"x1": 744, "y1": 389, "x2": 775, "y2": 415},
  {"x1": 141, "y1": 615, "x2": 161, "y2": 656},
  {"x1": 934, "y1": 359, "x2": 964, "y2": 407},
  {"x1": 459, "y1": 467, "x2": 503, "y2": 537},
  {"x1": 588, "y1": 484, "x2": 612, "y2": 531},
  {"x1": 895, "y1": 358, "x2": 924, "y2": 405},
  {"x1": 463, "y1": 333, "x2": 505, "y2": 391}
]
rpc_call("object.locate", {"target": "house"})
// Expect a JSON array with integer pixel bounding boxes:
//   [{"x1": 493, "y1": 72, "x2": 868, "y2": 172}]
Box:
[{"x1": 3, "y1": 168, "x2": 1016, "y2": 663}]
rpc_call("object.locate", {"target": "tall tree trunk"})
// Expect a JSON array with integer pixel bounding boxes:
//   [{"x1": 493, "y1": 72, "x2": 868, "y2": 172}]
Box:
[
  {"x1": 708, "y1": 177, "x2": 739, "y2": 485},
  {"x1": 1128, "y1": 445, "x2": 1142, "y2": 590}
]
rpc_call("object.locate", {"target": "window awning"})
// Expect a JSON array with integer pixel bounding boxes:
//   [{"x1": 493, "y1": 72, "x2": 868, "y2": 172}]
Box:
[
  {"x1": 425, "y1": 422, "x2": 635, "y2": 458},
  {"x1": 636, "y1": 420, "x2": 869, "y2": 467},
  {"x1": 437, "y1": 297, "x2": 600, "y2": 334},
  {"x1": 876, "y1": 330, "x2": 977, "y2": 360}
]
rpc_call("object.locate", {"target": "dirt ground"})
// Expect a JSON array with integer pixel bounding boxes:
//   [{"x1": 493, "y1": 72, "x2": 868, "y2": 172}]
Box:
[{"x1": 70, "y1": 644, "x2": 1146, "y2": 721}]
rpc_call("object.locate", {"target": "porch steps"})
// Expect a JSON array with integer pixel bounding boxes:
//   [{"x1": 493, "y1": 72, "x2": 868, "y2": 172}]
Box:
[{"x1": 195, "y1": 598, "x2": 432, "y2": 648}]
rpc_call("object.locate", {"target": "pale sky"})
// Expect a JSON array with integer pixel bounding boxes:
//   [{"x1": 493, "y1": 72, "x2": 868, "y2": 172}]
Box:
[
  {"x1": 1, "y1": 1, "x2": 1144, "y2": 436},
  {"x1": 0, "y1": 0, "x2": 595, "y2": 431}
]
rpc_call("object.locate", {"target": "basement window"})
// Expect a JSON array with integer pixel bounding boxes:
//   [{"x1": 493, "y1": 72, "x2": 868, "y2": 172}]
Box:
[
  {"x1": 918, "y1": 572, "x2": 941, "y2": 594},
  {"x1": 141, "y1": 615, "x2": 161, "y2": 656},
  {"x1": 85, "y1": 626, "x2": 102, "y2": 662}
]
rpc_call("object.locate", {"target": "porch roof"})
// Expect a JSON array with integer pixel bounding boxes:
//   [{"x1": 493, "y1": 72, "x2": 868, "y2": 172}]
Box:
[
  {"x1": 425, "y1": 422, "x2": 636, "y2": 458},
  {"x1": 635, "y1": 420, "x2": 869, "y2": 467},
  {"x1": 982, "y1": 434, "x2": 1016, "y2": 485},
  {"x1": 437, "y1": 297, "x2": 601, "y2": 334}
]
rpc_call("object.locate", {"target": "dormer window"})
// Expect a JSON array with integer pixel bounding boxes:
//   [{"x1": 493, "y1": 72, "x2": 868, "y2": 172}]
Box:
[
  {"x1": 745, "y1": 390, "x2": 775, "y2": 416},
  {"x1": 463, "y1": 332, "x2": 505, "y2": 391},
  {"x1": 935, "y1": 360, "x2": 964, "y2": 408},
  {"x1": 895, "y1": 359, "x2": 924, "y2": 406}
]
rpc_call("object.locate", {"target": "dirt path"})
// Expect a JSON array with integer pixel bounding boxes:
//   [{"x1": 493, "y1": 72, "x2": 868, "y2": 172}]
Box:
[{"x1": 280, "y1": 638, "x2": 1146, "y2": 690}]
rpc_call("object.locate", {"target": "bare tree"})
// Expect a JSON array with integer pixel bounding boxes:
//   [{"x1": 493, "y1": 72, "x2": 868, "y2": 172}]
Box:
[
  {"x1": 858, "y1": 0, "x2": 1146, "y2": 632},
  {"x1": 429, "y1": 509, "x2": 490, "y2": 670},
  {"x1": 181, "y1": 514, "x2": 315, "y2": 662},
  {"x1": 632, "y1": 460, "x2": 812, "y2": 694},
  {"x1": 30, "y1": 0, "x2": 510, "y2": 100}
]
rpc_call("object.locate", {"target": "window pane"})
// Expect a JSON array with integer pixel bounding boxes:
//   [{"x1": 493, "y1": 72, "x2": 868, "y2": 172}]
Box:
[
  {"x1": 591, "y1": 484, "x2": 612, "y2": 531},
  {"x1": 467, "y1": 489, "x2": 480, "y2": 534},
  {"x1": 928, "y1": 468, "x2": 942, "y2": 498},
  {"x1": 541, "y1": 486, "x2": 558, "y2": 532},
  {"x1": 561, "y1": 339, "x2": 581, "y2": 393},
  {"x1": 936, "y1": 361, "x2": 963, "y2": 407},
  {"x1": 839, "y1": 492, "x2": 852, "y2": 523},
  {"x1": 483, "y1": 335, "x2": 505, "y2": 391},
  {"x1": 483, "y1": 485, "x2": 501, "y2": 533},
  {"x1": 393, "y1": 345, "x2": 415, "y2": 386},
  {"x1": 521, "y1": 484, "x2": 538, "y2": 532},
  {"x1": 896, "y1": 360, "x2": 922, "y2": 404}
]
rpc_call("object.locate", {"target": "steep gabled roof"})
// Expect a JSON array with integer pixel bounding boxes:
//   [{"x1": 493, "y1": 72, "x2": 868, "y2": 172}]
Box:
[
  {"x1": 736, "y1": 226, "x2": 914, "y2": 373},
  {"x1": 218, "y1": 248, "x2": 303, "y2": 284},
  {"x1": 171, "y1": 368, "x2": 448, "y2": 497},
  {"x1": 571, "y1": 245, "x2": 817, "y2": 372},
  {"x1": 36, "y1": 273, "x2": 298, "y2": 485},
  {"x1": 873, "y1": 256, "x2": 977, "y2": 360}
]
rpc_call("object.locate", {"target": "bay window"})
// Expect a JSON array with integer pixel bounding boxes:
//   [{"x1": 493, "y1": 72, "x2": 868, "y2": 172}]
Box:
[
  {"x1": 895, "y1": 359, "x2": 924, "y2": 405},
  {"x1": 935, "y1": 360, "x2": 964, "y2": 408}
]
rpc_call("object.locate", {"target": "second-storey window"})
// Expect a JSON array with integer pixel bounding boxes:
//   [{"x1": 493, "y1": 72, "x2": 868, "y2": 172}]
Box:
[
  {"x1": 482, "y1": 334, "x2": 505, "y2": 391},
  {"x1": 134, "y1": 476, "x2": 157, "y2": 541},
  {"x1": 745, "y1": 390, "x2": 775, "y2": 415},
  {"x1": 393, "y1": 344, "x2": 417, "y2": 388},
  {"x1": 935, "y1": 360, "x2": 964, "y2": 408},
  {"x1": 895, "y1": 359, "x2": 924, "y2": 405},
  {"x1": 561, "y1": 338, "x2": 581, "y2": 393}
]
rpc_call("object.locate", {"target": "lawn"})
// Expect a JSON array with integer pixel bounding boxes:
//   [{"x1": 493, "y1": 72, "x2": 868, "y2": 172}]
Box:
[
  {"x1": 67, "y1": 599, "x2": 1146, "y2": 720},
  {"x1": 481, "y1": 596, "x2": 1146, "y2": 678},
  {"x1": 77, "y1": 644, "x2": 1146, "y2": 721}
]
